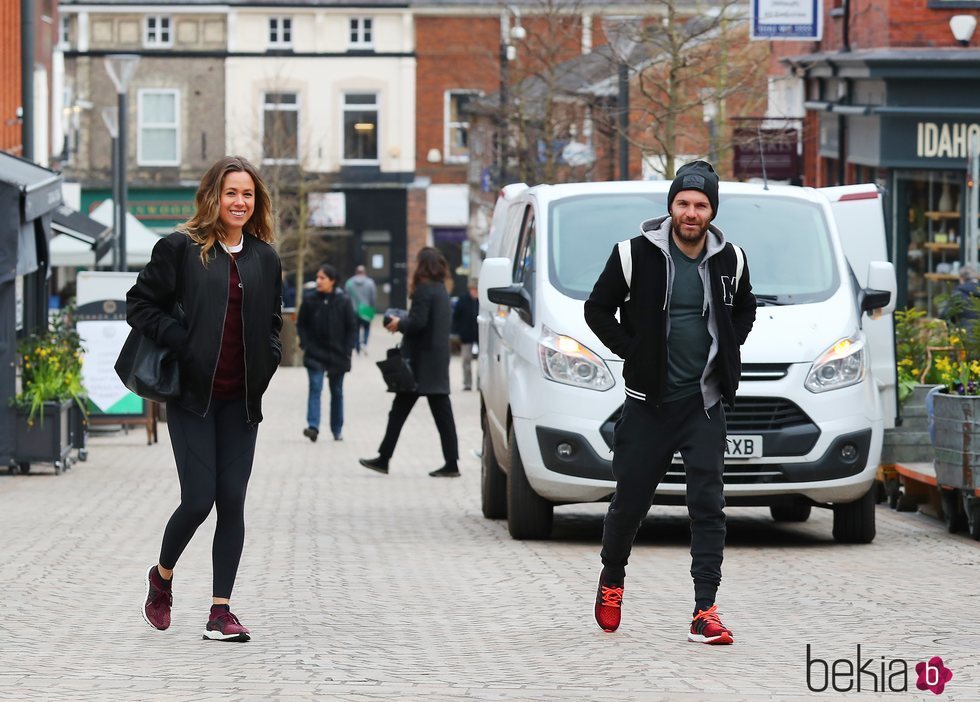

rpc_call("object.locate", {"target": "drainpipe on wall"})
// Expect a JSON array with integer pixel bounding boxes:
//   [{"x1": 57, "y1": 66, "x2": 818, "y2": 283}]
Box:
[
  {"x1": 837, "y1": 0, "x2": 851, "y2": 185},
  {"x1": 21, "y1": 0, "x2": 35, "y2": 161}
]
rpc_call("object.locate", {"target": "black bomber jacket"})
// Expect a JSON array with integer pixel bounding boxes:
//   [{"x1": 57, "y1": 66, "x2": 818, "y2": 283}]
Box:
[
  {"x1": 584, "y1": 216, "x2": 756, "y2": 407},
  {"x1": 126, "y1": 231, "x2": 283, "y2": 424}
]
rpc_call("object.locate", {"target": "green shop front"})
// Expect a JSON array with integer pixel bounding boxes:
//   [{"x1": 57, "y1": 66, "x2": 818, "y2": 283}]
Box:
[
  {"x1": 80, "y1": 187, "x2": 197, "y2": 235},
  {"x1": 789, "y1": 49, "x2": 980, "y2": 313}
]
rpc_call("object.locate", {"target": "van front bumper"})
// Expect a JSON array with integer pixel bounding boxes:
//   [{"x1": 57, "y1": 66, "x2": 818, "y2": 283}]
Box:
[{"x1": 518, "y1": 420, "x2": 874, "y2": 505}]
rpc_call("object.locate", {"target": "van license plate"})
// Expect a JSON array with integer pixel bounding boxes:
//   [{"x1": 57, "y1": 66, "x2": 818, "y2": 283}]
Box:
[{"x1": 726, "y1": 435, "x2": 763, "y2": 458}]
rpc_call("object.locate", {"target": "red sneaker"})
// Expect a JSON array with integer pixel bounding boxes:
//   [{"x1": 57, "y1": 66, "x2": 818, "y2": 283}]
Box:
[
  {"x1": 594, "y1": 570, "x2": 624, "y2": 633},
  {"x1": 203, "y1": 608, "x2": 251, "y2": 642},
  {"x1": 141, "y1": 565, "x2": 172, "y2": 631},
  {"x1": 688, "y1": 604, "x2": 734, "y2": 645}
]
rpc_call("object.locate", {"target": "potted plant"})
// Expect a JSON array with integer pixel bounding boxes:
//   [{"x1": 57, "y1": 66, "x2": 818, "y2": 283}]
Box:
[
  {"x1": 882, "y1": 307, "x2": 947, "y2": 467},
  {"x1": 9, "y1": 307, "x2": 87, "y2": 475},
  {"x1": 929, "y1": 296, "x2": 980, "y2": 539}
]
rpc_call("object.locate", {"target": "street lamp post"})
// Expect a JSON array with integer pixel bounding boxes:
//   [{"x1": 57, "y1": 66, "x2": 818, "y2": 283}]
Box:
[
  {"x1": 498, "y1": 9, "x2": 525, "y2": 186},
  {"x1": 701, "y1": 89, "x2": 719, "y2": 165},
  {"x1": 603, "y1": 17, "x2": 639, "y2": 181},
  {"x1": 104, "y1": 54, "x2": 140, "y2": 272},
  {"x1": 99, "y1": 107, "x2": 120, "y2": 269}
]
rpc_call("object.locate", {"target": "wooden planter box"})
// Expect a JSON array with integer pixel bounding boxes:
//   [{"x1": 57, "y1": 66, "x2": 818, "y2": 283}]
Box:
[
  {"x1": 13, "y1": 400, "x2": 73, "y2": 475},
  {"x1": 932, "y1": 392, "x2": 980, "y2": 492}
]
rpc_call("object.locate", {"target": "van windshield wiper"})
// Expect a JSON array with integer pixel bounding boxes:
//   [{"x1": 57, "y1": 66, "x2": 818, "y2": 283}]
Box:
[{"x1": 755, "y1": 294, "x2": 788, "y2": 306}]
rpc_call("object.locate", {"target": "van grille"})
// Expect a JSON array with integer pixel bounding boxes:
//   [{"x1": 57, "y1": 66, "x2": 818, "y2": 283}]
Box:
[
  {"x1": 724, "y1": 397, "x2": 810, "y2": 431},
  {"x1": 599, "y1": 397, "x2": 813, "y2": 450},
  {"x1": 740, "y1": 364, "x2": 790, "y2": 381}
]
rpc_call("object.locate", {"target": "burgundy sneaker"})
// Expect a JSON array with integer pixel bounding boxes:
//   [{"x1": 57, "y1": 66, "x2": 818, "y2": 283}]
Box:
[
  {"x1": 203, "y1": 608, "x2": 251, "y2": 642},
  {"x1": 141, "y1": 565, "x2": 172, "y2": 631},
  {"x1": 594, "y1": 569, "x2": 624, "y2": 633}
]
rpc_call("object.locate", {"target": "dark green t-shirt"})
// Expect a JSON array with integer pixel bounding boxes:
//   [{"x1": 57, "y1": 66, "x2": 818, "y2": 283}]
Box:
[{"x1": 664, "y1": 236, "x2": 711, "y2": 402}]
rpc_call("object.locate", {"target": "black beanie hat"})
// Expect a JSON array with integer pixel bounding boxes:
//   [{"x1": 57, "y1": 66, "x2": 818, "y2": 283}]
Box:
[{"x1": 667, "y1": 160, "x2": 719, "y2": 219}]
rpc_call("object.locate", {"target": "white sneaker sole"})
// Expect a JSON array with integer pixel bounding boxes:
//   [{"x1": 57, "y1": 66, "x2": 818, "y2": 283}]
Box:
[
  {"x1": 202, "y1": 629, "x2": 250, "y2": 642},
  {"x1": 688, "y1": 631, "x2": 734, "y2": 645}
]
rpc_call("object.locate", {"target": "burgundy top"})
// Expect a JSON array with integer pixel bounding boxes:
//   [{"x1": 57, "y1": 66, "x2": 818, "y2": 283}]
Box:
[{"x1": 211, "y1": 252, "x2": 246, "y2": 399}]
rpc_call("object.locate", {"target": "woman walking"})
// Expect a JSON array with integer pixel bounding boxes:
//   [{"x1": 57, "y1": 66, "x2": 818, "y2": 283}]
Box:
[
  {"x1": 128, "y1": 156, "x2": 283, "y2": 642},
  {"x1": 359, "y1": 247, "x2": 460, "y2": 477},
  {"x1": 298, "y1": 263, "x2": 357, "y2": 442}
]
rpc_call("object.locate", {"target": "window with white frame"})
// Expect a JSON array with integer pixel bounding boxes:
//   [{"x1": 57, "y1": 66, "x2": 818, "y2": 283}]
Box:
[
  {"x1": 268, "y1": 17, "x2": 292, "y2": 48},
  {"x1": 138, "y1": 89, "x2": 180, "y2": 166},
  {"x1": 59, "y1": 15, "x2": 70, "y2": 47},
  {"x1": 342, "y1": 93, "x2": 378, "y2": 163},
  {"x1": 445, "y1": 90, "x2": 479, "y2": 163},
  {"x1": 144, "y1": 16, "x2": 172, "y2": 47},
  {"x1": 348, "y1": 17, "x2": 373, "y2": 48},
  {"x1": 262, "y1": 92, "x2": 299, "y2": 163}
]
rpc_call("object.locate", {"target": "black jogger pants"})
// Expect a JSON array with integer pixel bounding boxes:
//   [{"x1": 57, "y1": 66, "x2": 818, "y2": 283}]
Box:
[{"x1": 601, "y1": 394, "x2": 727, "y2": 604}]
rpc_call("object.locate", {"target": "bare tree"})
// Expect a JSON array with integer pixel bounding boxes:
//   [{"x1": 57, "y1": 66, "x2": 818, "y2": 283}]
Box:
[{"x1": 606, "y1": 0, "x2": 770, "y2": 179}]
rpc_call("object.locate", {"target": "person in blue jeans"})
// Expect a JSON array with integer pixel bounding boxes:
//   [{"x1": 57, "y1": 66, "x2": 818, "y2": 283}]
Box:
[{"x1": 297, "y1": 264, "x2": 357, "y2": 441}]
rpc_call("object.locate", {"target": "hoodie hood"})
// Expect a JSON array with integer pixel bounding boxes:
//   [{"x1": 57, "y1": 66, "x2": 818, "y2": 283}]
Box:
[{"x1": 639, "y1": 215, "x2": 728, "y2": 260}]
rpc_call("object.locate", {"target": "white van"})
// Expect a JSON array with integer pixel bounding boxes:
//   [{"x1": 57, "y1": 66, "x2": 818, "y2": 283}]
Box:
[{"x1": 477, "y1": 180, "x2": 897, "y2": 543}]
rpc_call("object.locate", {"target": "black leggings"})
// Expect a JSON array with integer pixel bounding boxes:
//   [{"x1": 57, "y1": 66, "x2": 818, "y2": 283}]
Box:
[
  {"x1": 378, "y1": 393, "x2": 458, "y2": 465},
  {"x1": 159, "y1": 398, "x2": 257, "y2": 599}
]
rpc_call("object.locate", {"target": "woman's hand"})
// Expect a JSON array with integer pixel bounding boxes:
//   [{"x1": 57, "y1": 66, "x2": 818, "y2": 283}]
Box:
[{"x1": 385, "y1": 317, "x2": 400, "y2": 332}]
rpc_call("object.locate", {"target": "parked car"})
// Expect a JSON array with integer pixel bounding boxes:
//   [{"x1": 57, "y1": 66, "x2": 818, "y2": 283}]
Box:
[{"x1": 477, "y1": 180, "x2": 896, "y2": 542}]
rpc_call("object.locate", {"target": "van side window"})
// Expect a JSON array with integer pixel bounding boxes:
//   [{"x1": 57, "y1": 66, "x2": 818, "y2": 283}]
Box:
[{"x1": 513, "y1": 209, "x2": 536, "y2": 297}]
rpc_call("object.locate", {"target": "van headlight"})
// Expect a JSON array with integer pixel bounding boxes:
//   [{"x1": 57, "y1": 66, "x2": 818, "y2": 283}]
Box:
[
  {"x1": 538, "y1": 326, "x2": 614, "y2": 391},
  {"x1": 805, "y1": 334, "x2": 867, "y2": 393}
]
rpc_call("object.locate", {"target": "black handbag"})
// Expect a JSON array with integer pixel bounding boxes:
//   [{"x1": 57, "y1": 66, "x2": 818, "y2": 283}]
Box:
[
  {"x1": 114, "y1": 234, "x2": 188, "y2": 403},
  {"x1": 376, "y1": 346, "x2": 417, "y2": 394},
  {"x1": 114, "y1": 304, "x2": 185, "y2": 403}
]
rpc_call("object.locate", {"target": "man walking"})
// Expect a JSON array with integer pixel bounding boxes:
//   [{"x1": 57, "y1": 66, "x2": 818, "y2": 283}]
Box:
[
  {"x1": 584, "y1": 161, "x2": 756, "y2": 644},
  {"x1": 298, "y1": 264, "x2": 358, "y2": 442},
  {"x1": 451, "y1": 283, "x2": 479, "y2": 390},
  {"x1": 345, "y1": 265, "x2": 377, "y2": 354}
]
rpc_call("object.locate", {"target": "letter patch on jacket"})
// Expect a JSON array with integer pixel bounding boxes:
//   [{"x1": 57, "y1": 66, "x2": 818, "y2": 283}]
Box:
[{"x1": 720, "y1": 275, "x2": 736, "y2": 306}]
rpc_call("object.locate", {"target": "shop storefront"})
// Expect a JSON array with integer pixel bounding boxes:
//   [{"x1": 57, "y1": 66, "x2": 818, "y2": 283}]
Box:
[
  {"x1": 79, "y1": 187, "x2": 197, "y2": 235},
  {"x1": 788, "y1": 49, "x2": 980, "y2": 312}
]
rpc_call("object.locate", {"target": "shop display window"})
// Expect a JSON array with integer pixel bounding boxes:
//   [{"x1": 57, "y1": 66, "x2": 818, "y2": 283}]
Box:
[{"x1": 896, "y1": 170, "x2": 965, "y2": 314}]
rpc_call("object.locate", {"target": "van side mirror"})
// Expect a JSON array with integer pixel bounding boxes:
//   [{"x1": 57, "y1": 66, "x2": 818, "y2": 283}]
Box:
[
  {"x1": 479, "y1": 257, "x2": 512, "y2": 310},
  {"x1": 487, "y1": 285, "x2": 532, "y2": 323},
  {"x1": 862, "y1": 261, "x2": 897, "y2": 315}
]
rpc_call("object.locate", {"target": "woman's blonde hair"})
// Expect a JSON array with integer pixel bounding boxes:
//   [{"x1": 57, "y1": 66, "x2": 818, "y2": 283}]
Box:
[{"x1": 178, "y1": 156, "x2": 275, "y2": 263}]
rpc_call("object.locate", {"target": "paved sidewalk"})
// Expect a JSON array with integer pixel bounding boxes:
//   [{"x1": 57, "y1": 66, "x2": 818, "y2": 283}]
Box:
[{"x1": 1, "y1": 330, "x2": 978, "y2": 701}]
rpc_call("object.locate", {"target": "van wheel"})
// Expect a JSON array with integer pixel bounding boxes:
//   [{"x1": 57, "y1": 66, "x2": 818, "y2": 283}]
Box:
[
  {"x1": 941, "y1": 489, "x2": 965, "y2": 533},
  {"x1": 481, "y1": 414, "x2": 507, "y2": 519},
  {"x1": 507, "y1": 425, "x2": 553, "y2": 540},
  {"x1": 964, "y1": 494, "x2": 980, "y2": 541},
  {"x1": 832, "y1": 488, "x2": 876, "y2": 544},
  {"x1": 770, "y1": 503, "x2": 812, "y2": 522}
]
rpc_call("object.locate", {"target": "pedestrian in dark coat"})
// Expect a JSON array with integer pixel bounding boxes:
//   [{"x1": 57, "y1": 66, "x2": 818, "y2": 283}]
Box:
[
  {"x1": 452, "y1": 284, "x2": 479, "y2": 390},
  {"x1": 129, "y1": 155, "x2": 283, "y2": 643},
  {"x1": 359, "y1": 247, "x2": 460, "y2": 477},
  {"x1": 297, "y1": 263, "x2": 357, "y2": 442}
]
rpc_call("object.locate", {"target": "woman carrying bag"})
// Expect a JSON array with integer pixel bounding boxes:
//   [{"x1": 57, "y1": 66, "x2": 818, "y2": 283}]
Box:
[
  {"x1": 128, "y1": 155, "x2": 283, "y2": 642},
  {"x1": 359, "y1": 247, "x2": 460, "y2": 477}
]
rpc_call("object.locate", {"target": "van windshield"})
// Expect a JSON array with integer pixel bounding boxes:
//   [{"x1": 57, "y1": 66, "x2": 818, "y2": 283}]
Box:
[{"x1": 548, "y1": 193, "x2": 839, "y2": 304}]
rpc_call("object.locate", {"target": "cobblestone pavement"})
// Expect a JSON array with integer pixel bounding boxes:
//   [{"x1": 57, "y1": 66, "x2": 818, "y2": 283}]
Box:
[{"x1": 1, "y1": 329, "x2": 978, "y2": 701}]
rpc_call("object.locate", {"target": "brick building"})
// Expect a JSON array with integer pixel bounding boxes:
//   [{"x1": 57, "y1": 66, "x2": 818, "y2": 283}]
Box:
[
  {"x1": 769, "y1": 0, "x2": 980, "y2": 311},
  {"x1": 1, "y1": 2, "x2": 22, "y2": 154}
]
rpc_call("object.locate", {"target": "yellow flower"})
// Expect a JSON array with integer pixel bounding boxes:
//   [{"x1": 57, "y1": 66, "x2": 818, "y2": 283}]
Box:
[
  {"x1": 951, "y1": 335, "x2": 961, "y2": 346},
  {"x1": 911, "y1": 368, "x2": 920, "y2": 377}
]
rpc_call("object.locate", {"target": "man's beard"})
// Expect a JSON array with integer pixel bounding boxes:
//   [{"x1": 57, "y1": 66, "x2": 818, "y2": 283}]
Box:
[{"x1": 671, "y1": 216, "x2": 710, "y2": 245}]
